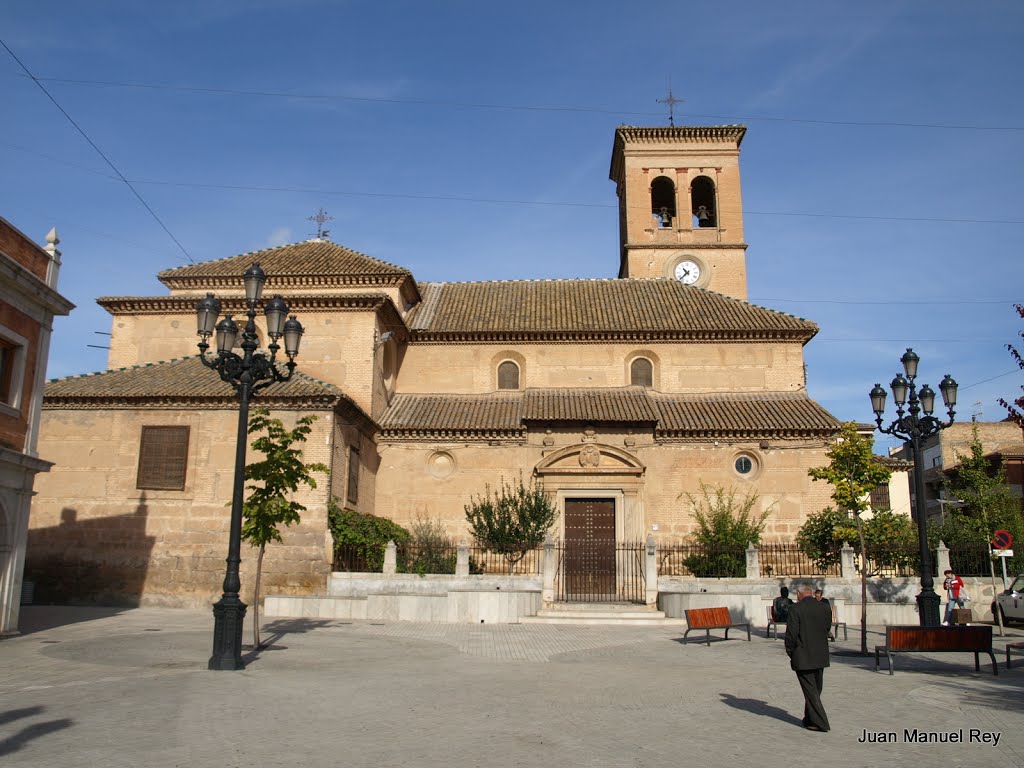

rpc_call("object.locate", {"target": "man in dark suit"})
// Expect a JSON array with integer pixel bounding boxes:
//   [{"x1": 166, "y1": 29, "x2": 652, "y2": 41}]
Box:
[{"x1": 785, "y1": 583, "x2": 832, "y2": 732}]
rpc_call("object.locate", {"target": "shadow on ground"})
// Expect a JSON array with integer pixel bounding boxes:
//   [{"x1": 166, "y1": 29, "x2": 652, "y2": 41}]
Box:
[
  {"x1": 0, "y1": 706, "x2": 73, "y2": 757},
  {"x1": 11, "y1": 606, "x2": 128, "y2": 637}
]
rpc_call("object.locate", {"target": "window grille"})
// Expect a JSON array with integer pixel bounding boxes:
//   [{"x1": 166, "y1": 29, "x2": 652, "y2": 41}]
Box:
[{"x1": 137, "y1": 426, "x2": 189, "y2": 490}]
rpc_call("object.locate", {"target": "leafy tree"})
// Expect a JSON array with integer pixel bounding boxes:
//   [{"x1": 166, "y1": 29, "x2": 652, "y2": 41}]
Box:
[
  {"x1": 998, "y1": 303, "x2": 1024, "y2": 429},
  {"x1": 681, "y1": 483, "x2": 770, "y2": 577},
  {"x1": 796, "y1": 507, "x2": 851, "y2": 571},
  {"x1": 242, "y1": 408, "x2": 328, "y2": 649},
  {"x1": 808, "y1": 421, "x2": 893, "y2": 654},
  {"x1": 328, "y1": 500, "x2": 410, "y2": 571},
  {"x1": 465, "y1": 476, "x2": 557, "y2": 574}
]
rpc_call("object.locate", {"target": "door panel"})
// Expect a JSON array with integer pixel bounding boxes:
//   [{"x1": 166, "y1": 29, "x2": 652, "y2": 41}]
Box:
[{"x1": 564, "y1": 499, "x2": 615, "y2": 598}]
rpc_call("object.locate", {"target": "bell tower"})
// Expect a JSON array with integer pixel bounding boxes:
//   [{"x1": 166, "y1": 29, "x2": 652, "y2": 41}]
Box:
[{"x1": 609, "y1": 125, "x2": 749, "y2": 300}]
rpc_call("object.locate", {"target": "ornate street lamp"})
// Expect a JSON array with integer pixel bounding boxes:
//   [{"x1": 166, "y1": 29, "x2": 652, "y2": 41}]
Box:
[
  {"x1": 195, "y1": 263, "x2": 304, "y2": 670},
  {"x1": 870, "y1": 348, "x2": 957, "y2": 627}
]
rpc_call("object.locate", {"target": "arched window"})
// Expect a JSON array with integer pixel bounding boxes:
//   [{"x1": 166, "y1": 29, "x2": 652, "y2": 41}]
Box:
[
  {"x1": 690, "y1": 176, "x2": 717, "y2": 228},
  {"x1": 630, "y1": 358, "x2": 653, "y2": 388},
  {"x1": 498, "y1": 360, "x2": 520, "y2": 390},
  {"x1": 650, "y1": 176, "x2": 676, "y2": 228}
]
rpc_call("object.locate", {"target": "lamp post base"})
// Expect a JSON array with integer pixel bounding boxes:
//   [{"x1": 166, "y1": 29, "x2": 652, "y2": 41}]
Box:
[
  {"x1": 916, "y1": 588, "x2": 942, "y2": 628},
  {"x1": 209, "y1": 597, "x2": 247, "y2": 670}
]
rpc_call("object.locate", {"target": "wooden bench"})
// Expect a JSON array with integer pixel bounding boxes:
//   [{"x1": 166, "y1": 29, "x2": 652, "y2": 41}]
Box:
[
  {"x1": 683, "y1": 607, "x2": 751, "y2": 646},
  {"x1": 874, "y1": 625, "x2": 997, "y2": 676},
  {"x1": 1006, "y1": 641, "x2": 1024, "y2": 669},
  {"x1": 766, "y1": 606, "x2": 786, "y2": 640}
]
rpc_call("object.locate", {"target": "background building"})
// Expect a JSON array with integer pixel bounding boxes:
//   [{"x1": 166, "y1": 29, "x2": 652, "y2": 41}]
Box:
[{"x1": 0, "y1": 218, "x2": 73, "y2": 632}]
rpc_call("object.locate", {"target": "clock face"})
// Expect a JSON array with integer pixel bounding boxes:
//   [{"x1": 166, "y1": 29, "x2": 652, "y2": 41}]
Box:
[{"x1": 674, "y1": 260, "x2": 701, "y2": 285}]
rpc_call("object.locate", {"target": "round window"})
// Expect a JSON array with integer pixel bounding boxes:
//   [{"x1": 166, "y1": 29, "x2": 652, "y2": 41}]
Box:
[{"x1": 735, "y1": 456, "x2": 754, "y2": 475}]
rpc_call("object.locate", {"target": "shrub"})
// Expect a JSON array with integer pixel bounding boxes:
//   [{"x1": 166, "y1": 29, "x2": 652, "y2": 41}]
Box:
[
  {"x1": 681, "y1": 483, "x2": 770, "y2": 577},
  {"x1": 328, "y1": 499, "x2": 410, "y2": 572}
]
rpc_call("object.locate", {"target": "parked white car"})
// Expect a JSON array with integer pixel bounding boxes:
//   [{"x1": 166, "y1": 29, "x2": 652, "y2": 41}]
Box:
[{"x1": 996, "y1": 574, "x2": 1024, "y2": 624}]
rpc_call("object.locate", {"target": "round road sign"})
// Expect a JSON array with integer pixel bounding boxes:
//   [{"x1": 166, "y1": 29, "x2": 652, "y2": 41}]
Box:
[{"x1": 993, "y1": 529, "x2": 1013, "y2": 549}]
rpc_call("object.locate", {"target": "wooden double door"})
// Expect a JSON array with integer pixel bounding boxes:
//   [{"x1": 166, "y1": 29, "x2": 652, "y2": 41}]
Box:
[{"x1": 562, "y1": 498, "x2": 616, "y2": 599}]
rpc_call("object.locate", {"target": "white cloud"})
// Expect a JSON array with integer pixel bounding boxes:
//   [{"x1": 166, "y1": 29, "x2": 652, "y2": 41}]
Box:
[{"x1": 265, "y1": 227, "x2": 292, "y2": 247}]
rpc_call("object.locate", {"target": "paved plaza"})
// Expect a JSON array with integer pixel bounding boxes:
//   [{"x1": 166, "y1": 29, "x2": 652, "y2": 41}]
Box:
[{"x1": 1, "y1": 607, "x2": 1023, "y2": 767}]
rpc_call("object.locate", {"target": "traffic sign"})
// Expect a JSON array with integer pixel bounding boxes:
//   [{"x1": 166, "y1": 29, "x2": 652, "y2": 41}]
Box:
[
  {"x1": 993, "y1": 530, "x2": 1013, "y2": 549},
  {"x1": 994, "y1": 549, "x2": 1014, "y2": 557}
]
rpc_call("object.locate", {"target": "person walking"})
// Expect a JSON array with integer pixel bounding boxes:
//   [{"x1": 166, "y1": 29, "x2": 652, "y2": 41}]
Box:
[{"x1": 785, "y1": 583, "x2": 832, "y2": 732}]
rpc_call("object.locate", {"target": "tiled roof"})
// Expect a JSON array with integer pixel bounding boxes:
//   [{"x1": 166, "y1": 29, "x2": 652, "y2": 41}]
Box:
[
  {"x1": 43, "y1": 356, "x2": 364, "y2": 415},
  {"x1": 407, "y1": 280, "x2": 816, "y2": 341},
  {"x1": 522, "y1": 387, "x2": 659, "y2": 423},
  {"x1": 652, "y1": 392, "x2": 839, "y2": 438},
  {"x1": 378, "y1": 393, "x2": 524, "y2": 440},
  {"x1": 157, "y1": 239, "x2": 413, "y2": 292},
  {"x1": 378, "y1": 388, "x2": 839, "y2": 440}
]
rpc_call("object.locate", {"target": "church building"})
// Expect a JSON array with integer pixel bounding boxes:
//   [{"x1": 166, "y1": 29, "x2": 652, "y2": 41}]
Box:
[{"x1": 28, "y1": 125, "x2": 840, "y2": 606}]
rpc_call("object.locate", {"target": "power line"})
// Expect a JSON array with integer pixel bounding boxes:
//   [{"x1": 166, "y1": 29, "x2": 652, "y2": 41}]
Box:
[
  {"x1": 753, "y1": 298, "x2": 1017, "y2": 306},
  {"x1": 21, "y1": 74, "x2": 1024, "y2": 133},
  {"x1": 1, "y1": 40, "x2": 194, "y2": 263}
]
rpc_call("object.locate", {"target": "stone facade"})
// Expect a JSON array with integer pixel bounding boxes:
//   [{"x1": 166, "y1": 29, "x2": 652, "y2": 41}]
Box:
[{"x1": 31, "y1": 124, "x2": 843, "y2": 607}]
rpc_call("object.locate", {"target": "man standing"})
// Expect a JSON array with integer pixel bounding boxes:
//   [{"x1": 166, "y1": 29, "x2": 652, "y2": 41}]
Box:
[{"x1": 785, "y1": 583, "x2": 832, "y2": 732}]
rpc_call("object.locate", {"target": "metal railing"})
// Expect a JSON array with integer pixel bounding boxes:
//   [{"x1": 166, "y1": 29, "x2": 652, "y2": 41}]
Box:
[
  {"x1": 553, "y1": 539, "x2": 645, "y2": 603},
  {"x1": 758, "y1": 543, "x2": 841, "y2": 577},
  {"x1": 657, "y1": 543, "x2": 747, "y2": 578}
]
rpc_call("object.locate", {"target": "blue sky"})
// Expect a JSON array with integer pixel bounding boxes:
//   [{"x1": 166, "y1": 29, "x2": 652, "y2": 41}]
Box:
[{"x1": 2, "y1": 1, "x2": 1022, "y2": 454}]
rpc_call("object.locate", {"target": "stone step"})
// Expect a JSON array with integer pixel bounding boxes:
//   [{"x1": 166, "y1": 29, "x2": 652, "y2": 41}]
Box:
[
  {"x1": 521, "y1": 603, "x2": 685, "y2": 626},
  {"x1": 521, "y1": 614, "x2": 686, "y2": 626}
]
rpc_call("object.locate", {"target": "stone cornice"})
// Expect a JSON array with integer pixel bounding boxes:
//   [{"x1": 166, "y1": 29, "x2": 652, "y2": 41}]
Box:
[
  {"x1": 410, "y1": 328, "x2": 816, "y2": 344},
  {"x1": 377, "y1": 427, "x2": 527, "y2": 443},
  {"x1": 624, "y1": 242, "x2": 749, "y2": 251}
]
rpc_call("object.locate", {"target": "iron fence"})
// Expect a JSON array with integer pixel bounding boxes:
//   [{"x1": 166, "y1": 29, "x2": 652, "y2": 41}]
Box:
[
  {"x1": 657, "y1": 543, "x2": 747, "y2": 578},
  {"x1": 554, "y1": 539, "x2": 645, "y2": 603},
  {"x1": 332, "y1": 543, "x2": 383, "y2": 573},
  {"x1": 758, "y1": 543, "x2": 841, "y2": 577},
  {"x1": 467, "y1": 546, "x2": 543, "y2": 575}
]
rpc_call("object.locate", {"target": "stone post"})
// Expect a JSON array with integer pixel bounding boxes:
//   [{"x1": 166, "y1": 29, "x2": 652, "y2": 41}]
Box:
[
  {"x1": 936, "y1": 540, "x2": 950, "y2": 578},
  {"x1": 745, "y1": 542, "x2": 760, "y2": 580},
  {"x1": 542, "y1": 535, "x2": 555, "y2": 607},
  {"x1": 456, "y1": 540, "x2": 469, "y2": 577},
  {"x1": 383, "y1": 540, "x2": 397, "y2": 575},
  {"x1": 645, "y1": 533, "x2": 658, "y2": 606},
  {"x1": 840, "y1": 542, "x2": 856, "y2": 579}
]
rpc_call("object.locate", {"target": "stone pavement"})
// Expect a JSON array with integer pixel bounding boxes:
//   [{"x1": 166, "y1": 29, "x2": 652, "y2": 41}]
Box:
[{"x1": 1, "y1": 607, "x2": 1023, "y2": 768}]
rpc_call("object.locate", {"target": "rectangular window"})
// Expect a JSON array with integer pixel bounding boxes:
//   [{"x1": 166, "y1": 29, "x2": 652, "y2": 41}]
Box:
[
  {"x1": 0, "y1": 328, "x2": 27, "y2": 410},
  {"x1": 137, "y1": 426, "x2": 190, "y2": 490},
  {"x1": 0, "y1": 339, "x2": 15, "y2": 403},
  {"x1": 346, "y1": 446, "x2": 360, "y2": 504},
  {"x1": 869, "y1": 484, "x2": 891, "y2": 512}
]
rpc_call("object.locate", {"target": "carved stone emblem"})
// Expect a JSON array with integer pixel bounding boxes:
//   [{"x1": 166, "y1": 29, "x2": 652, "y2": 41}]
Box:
[{"x1": 579, "y1": 445, "x2": 601, "y2": 467}]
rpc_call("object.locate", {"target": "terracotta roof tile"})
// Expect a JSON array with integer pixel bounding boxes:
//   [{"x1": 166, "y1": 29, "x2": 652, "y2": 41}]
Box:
[
  {"x1": 407, "y1": 280, "x2": 816, "y2": 340},
  {"x1": 379, "y1": 389, "x2": 838, "y2": 439},
  {"x1": 522, "y1": 387, "x2": 659, "y2": 423},
  {"x1": 44, "y1": 357, "x2": 354, "y2": 412},
  {"x1": 379, "y1": 393, "x2": 524, "y2": 438},
  {"x1": 653, "y1": 392, "x2": 839, "y2": 437},
  {"x1": 158, "y1": 239, "x2": 409, "y2": 285}
]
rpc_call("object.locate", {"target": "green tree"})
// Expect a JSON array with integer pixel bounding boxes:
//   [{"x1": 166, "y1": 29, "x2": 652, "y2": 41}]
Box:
[
  {"x1": 328, "y1": 500, "x2": 411, "y2": 571},
  {"x1": 464, "y1": 477, "x2": 557, "y2": 574},
  {"x1": 681, "y1": 483, "x2": 770, "y2": 577},
  {"x1": 399, "y1": 515, "x2": 457, "y2": 575},
  {"x1": 998, "y1": 303, "x2": 1023, "y2": 429},
  {"x1": 808, "y1": 421, "x2": 893, "y2": 654},
  {"x1": 242, "y1": 408, "x2": 328, "y2": 649}
]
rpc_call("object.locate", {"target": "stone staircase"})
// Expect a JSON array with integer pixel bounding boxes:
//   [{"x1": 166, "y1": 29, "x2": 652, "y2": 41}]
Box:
[{"x1": 520, "y1": 602, "x2": 685, "y2": 626}]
